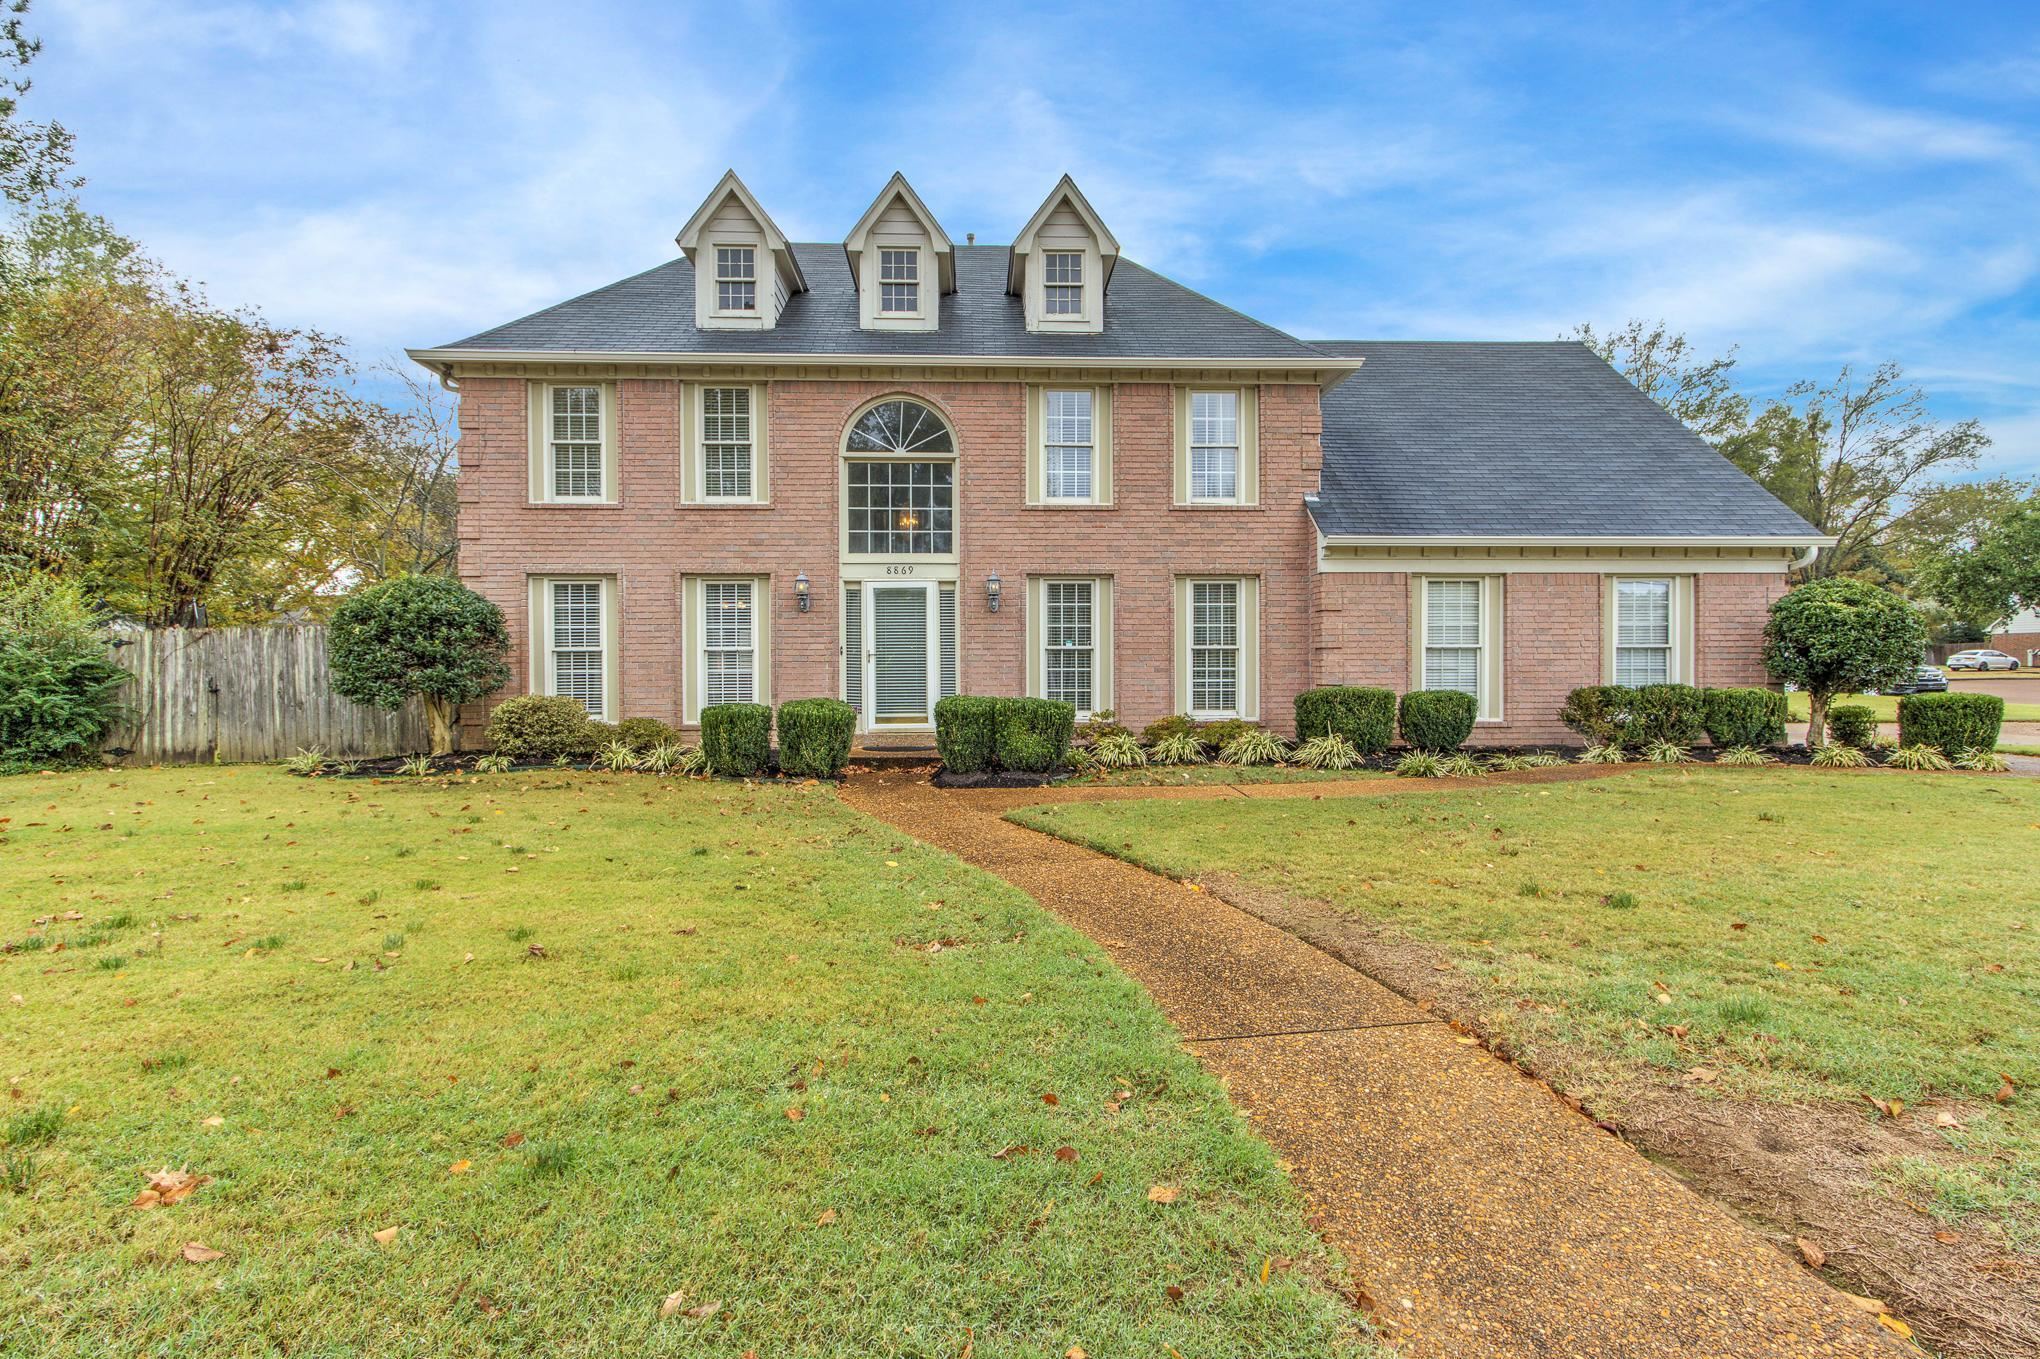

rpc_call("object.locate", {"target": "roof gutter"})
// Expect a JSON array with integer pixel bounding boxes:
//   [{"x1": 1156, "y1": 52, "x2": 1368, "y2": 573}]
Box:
[
  {"x1": 1317, "y1": 532, "x2": 1837, "y2": 550},
  {"x1": 405, "y1": 346, "x2": 1364, "y2": 383}
]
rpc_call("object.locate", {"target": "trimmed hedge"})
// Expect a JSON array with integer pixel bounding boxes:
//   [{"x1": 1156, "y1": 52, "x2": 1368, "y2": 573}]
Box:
[
  {"x1": 1399, "y1": 689, "x2": 1477, "y2": 751},
  {"x1": 1294, "y1": 686, "x2": 1396, "y2": 755},
  {"x1": 485, "y1": 695, "x2": 593, "y2": 760},
  {"x1": 614, "y1": 716, "x2": 677, "y2": 755},
  {"x1": 995, "y1": 697, "x2": 1076, "y2": 773},
  {"x1": 1826, "y1": 704, "x2": 1877, "y2": 750},
  {"x1": 935, "y1": 695, "x2": 1000, "y2": 774},
  {"x1": 1628, "y1": 683, "x2": 1706, "y2": 747},
  {"x1": 1559, "y1": 685, "x2": 1634, "y2": 747},
  {"x1": 1898, "y1": 691, "x2": 2004, "y2": 754},
  {"x1": 1702, "y1": 687, "x2": 1787, "y2": 749},
  {"x1": 701, "y1": 702, "x2": 772, "y2": 776},
  {"x1": 776, "y1": 698, "x2": 855, "y2": 778},
  {"x1": 1139, "y1": 714, "x2": 1194, "y2": 745}
]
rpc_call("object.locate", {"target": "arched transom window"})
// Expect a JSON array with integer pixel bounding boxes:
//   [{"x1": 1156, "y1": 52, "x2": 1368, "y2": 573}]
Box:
[{"x1": 844, "y1": 399, "x2": 955, "y2": 555}]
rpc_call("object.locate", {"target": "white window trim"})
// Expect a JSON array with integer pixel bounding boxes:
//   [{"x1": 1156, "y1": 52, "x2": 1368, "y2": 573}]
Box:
[
  {"x1": 541, "y1": 383, "x2": 609, "y2": 505},
  {"x1": 696, "y1": 384, "x2": 760, "y2": 504},
  {"x1": 697, "y1": 578, "x2": 759, "y2": 710},
  {"x1": 1413, "y1": 576, "x2": 1504, "y2": 722},
  {"x1": 533, "y1": 576, "x2": 617, "y2": 720},
  {"x1": 1041, "y1": 388, "x2": 1096, "y2": 503},
  {"x1": 683, "y1": 575, "x2": 772, "y2": 725},
  {"x1": 1175, "y1": 387, "x2": 1256, "y2": 507},
  {"x1": 877, "y1": 247, "x2": 922, "y2": 317},
  {"x1": 1606, "y1": 575, "x2": 1694, "y2": 687},
  {"x1": 712, "y1": 243, "x2": 758, "y2": 316},
  {"x1": 1041, "y1": 578, "x2": 1098, "y2": 719},
  {"x1": 1188, "y1": 579, "x2": 1243, "y2": 720},
  {"x1": 1041, "y1": 249, "x2": 1085, "y2": 319},
  {"x1": 1187, "y1": 390, "x2": 1240, "y2": 505}
]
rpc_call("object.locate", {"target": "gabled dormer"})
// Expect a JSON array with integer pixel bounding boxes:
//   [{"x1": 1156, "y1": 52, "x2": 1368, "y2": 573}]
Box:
[
  {"x1": 844, "y1": 172, "x2": 954, "y2": 333},
  {"x1": 674, "y1": 170, "x2": 807, "y2": 332},
  {"x1": 1007, "y1": 175, "x2": 1118, "y2": 334}
]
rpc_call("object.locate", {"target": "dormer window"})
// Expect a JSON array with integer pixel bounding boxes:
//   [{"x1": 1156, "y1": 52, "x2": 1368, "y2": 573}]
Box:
[
  {"x1": 878, "y1": 249, "x2": 919, "y2": 314},
  {"x1": 1043, "y1": 251, "x2": 1083, "y2": 316},
  {"x1": 715, "y1": 246, "x2": 756, "y2": 312}
]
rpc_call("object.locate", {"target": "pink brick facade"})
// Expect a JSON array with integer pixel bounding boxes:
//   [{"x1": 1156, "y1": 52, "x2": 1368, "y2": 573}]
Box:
[{"x1": 456, "y1": 371, "x2": 1794, "y2": 746}]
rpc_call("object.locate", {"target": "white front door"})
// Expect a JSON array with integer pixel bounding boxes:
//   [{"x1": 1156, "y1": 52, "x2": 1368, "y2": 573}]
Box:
[{"x1": 863, "y1": 581, "x2": 938, "y2": 728}]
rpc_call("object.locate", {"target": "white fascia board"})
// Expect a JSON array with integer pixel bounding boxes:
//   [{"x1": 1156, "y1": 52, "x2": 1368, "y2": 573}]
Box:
[
  {"x1": 407, "y1": 347, "x2": 1365, "y2": 381},
  {"x1": 1317, "y1": 532, "x2": 1836, "y2": 548}
]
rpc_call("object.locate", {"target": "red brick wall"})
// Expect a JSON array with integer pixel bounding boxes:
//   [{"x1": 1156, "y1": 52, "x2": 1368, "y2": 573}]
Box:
[
  {"x1": 1989, "y1": 632, "x2": 2040, "y2": 665},
  {"x1": 454, "y1": 375, "x2": 1322, "y2": 737},
  {"x1": 1308, "y1": 569, "x2": 1790, "y2": 746}
]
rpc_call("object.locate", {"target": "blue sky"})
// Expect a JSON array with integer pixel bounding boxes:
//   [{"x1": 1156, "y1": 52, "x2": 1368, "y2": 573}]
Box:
[{"x1": 36, "y1": 0, "x2": 2040, "y2": 477}]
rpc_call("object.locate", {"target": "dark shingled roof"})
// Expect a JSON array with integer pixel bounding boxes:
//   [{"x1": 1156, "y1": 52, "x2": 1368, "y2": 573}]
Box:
[
  {"x1": 433, "y1": 243, "x2": 1330, "y2": 361},
  {"x1": 1309, "y1": 341, "x2": 1822, "y2": 540}
]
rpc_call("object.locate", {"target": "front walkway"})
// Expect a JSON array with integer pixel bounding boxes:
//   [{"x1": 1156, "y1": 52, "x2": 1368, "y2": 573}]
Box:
[{"x1": 840, "y1": 768, "x2": 1901, "y2": 1359}]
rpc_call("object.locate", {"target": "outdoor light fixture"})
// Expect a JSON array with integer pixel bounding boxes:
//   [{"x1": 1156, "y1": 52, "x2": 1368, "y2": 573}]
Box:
[
  {"x1": 986, "y1": 573, "x2": 1002, "y2": 613},
  {"x1": 794, "y1": 571, "x2": 811, "y2": 613}
]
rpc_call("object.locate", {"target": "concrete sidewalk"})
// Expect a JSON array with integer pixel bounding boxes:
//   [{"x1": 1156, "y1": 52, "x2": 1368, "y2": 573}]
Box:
[{"x1": 841, "y1": 769, "x2": 1901, "y2": 1358}]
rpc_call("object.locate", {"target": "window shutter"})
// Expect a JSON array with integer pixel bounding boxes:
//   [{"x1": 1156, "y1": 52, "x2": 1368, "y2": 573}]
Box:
[
  {"x1": 843, "y1": 586, "x2": 862, "y2": 716},
  {"x1": 939, "y1": 583, "x2": 957, "y2": 699}
]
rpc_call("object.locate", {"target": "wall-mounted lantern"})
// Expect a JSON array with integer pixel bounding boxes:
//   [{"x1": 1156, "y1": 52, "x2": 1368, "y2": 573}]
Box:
[
  {"x1": 795, "y1": 571, "x2": 811, "y2": 613},
  {"x1": 986, "y1": 573, "x2": 1002, "y2": 613}
]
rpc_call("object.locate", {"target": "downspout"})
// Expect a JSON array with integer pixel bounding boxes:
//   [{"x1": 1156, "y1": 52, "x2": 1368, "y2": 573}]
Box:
[
  {"x1": 434, "y1": 364, "x2": 461, "y2": 394},
  {"x1": 1789, "y1": 543, "x2": 1820, "y2": 571}
]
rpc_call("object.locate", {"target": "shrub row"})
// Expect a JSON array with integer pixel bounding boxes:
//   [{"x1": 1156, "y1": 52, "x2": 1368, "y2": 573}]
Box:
[
  {"x1": 935, "y1": 695, "x2": 1075, "y2": 774},
  {"x1": 1560, "y1": 684, "x2": 1787, "y2": 749},
  {"x1": 485, "y1": 695, "x2": 859, "y2": 778},
  {"x1": 1897, "y1": 691, "x2": 2004, "y2": 755},
  {"x1": 1290, "y1": 686, "x2": 1479, "y2": 753}
]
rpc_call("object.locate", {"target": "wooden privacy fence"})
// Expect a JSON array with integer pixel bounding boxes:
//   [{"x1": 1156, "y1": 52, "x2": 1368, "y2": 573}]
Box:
[{"x1": 102, "y1": 625, "x2": 429, "y2": 765}]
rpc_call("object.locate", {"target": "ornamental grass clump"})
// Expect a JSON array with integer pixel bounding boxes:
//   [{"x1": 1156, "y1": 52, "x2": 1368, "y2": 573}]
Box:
[
  {"x1": 1809, "y1": 742, "x2": 1870, "y2": 769},
  {"x1": 1393, "y1": 750, "x2": 1445, "y2": 778},
  {"x1": 1713, "y1": 746, "x2": 1776, "y2": 767},
  {"x1": 1149, "y1": 731, "x2": 1207, "y2": 766},
  {"x1": 1954, "y1": 748, "x2": 2011, "y2": 772},
  {"x1": 472, "y1": 753, "x2": 514, "y2": 774},
  {"x1": 1291, "y1": 732, "x2": 1361, "y2": 770},
  {"x1": 1438, "y1": 753, "x2": 1485, "y2": 778},
  {"x1": 1088, "y1": 732, "x2": 1148, "y2": 769},
  {"x1": 1643, "y1": 739, "x2": 1693, "y2": 764},
  {"x1": 281, "y1": 747, "x2": 329, "y2": 776},
  {"x1": 1217, "y1": 728, "x2": 1289, "y2": 767},
  {"x1": 1578, "y1": 744, "x2": 1628, "y2": 765},
  {"x1": 593, "y1": 740, "x2": 642, "y2": 772},
  {"x1": 1883, "y1": 743, "x2": 1952, "y2": 771}
]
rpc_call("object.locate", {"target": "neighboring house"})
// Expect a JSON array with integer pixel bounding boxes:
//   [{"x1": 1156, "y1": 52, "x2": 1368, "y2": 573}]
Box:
[
  {"x1": 1992, "y1": 606, "x2": 2040, "y2": 666},
  {"x1": 408, "y1": 172, "x2": 1829, "y2": 746}
]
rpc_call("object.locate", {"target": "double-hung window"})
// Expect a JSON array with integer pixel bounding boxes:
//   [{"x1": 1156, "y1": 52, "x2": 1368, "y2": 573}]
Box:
[
  {"x1": 1190, "y1": 580, "x2": 1240, "y2": 716},
  {"x1": 548, "y1": 385, "x2": 604, "y2": 500},
  {"x1": 1043, "y1": 389, "x2": 1094, "y2": 501},
  {"x1": 1043, "y1": 250, "x2": 1083, "y2": 315},
  {"x1": 1189, "y1": 391, "x2": 1239, "y2": 502},
  {"x1": 701, "y1": 580, "x2": 756, "y2": 706},
  {"x1": 546, "y1": 579, "x2": 607, "y2": 717},
  {"x1": 1042, "y1": 580, "x2": 1096, "y2": 715},
  {"x1": 1614, "y1": 578, "x2": 1674, "y2": 686},
  {"x1": 701, "y1": 386, "x2": 755, "y2": 500},
  {"x1": 879, "y1": 249, "x2": 919, "y2": 314},
  {"x1": 715, "y1": 246, "x2": 756, "y2": 312},
  {"x1": 1422, "y1": 579, "x2": 1484, "y2": 701}
]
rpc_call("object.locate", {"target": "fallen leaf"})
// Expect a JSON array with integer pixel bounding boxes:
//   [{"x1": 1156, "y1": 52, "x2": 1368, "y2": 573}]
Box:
[
  {"x1": 681, "y1": 1300, "x2": 721, "y2": 1319},
  {"x1": 525, "y1": 944, "x2": 546, "y2": 958},
  {"x1": 1862, "y1": 1094, "x2": 1903, "y2": 1119},
  {"x1": 372, "y1": 1225, "x2": 400, "y2": 1245},
  {"x1": 1066, "y1": 1347, "x2": 1087, "y2": 1359},
  {"x1": 132, "y1": 1168, "x2": 209, "y2": 1208},
  {"x1": 501, "y1": 1131, "x2": 524, "y2": 1148},
  {"x1": 1877, "y1": 1314, "x2": 1913, "y2": 1339},
  {"x1": 1054, "y1": 1145, "x2": 1078, "y2": 1162},
  {"x1": 1259, "y1": 1256, "x2": 1271, "y2": 1284},
  {"x1": 659, "y1": 1290, "x2": 687, "y2": 1320},
  {"x1": 991, "y1": 1144, "x2": 1032, "y2": 1161},
  {"x1": 1686, "y1": 1066, "x2": 1720, "y2": 1085},
  {"x1": 817, "y1": 1208, "x2": 837, "y2": 1225},
  {"x1": 1041, "y1": 1092, "x2": 1059, "y2": 1106},
  {"x1": 1995, "y1": 1073, "x2": 2016, "y2": 1104},
  {"x1": 1933, "y1": 1230, "x2": 1961, "y2": 1244},
  {"x1": 1843, "y1": 1291, "x2": 1889, "y2": 1315},
  {"x1": 785, "y1": 1107, "x2": 804, "y2": 1122},
  {"x1": 1795, "y1": 1237, "x2": 1827, "y2": 1270},
  {"x1": 180, "y1": 1241, "x2": 225, "y2": 1263},
  {"x1": 449, "y1": 1159, "x2": 472, "y2": 1175},
  {"x1": 201, "y1": 1115, "x2": 224, "y2": 1128},
  {"x1": 1165, "y1": 1284, "x2": 1185, "y2": 1302},
  {"x1": 1146, "y1": 1184, "x2": 1180, "y2": 1204},
  {"x1": 1934, "y1": 1110, "x2": 1966, "y2": 1130}
]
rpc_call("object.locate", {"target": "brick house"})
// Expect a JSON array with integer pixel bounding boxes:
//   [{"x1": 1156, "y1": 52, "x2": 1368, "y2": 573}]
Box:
[{"x1": 408, "y1": 172, "x2": 1829, "y2": 747}]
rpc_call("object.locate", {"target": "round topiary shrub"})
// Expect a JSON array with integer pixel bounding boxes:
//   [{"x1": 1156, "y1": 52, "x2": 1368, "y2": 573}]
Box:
[
  {"x1": 328, "y1": 575, "x2": 511, "y2": 754},
  {"x1": 700, "y1": 702, "x2": 772, "y2": 777},
  {"x1": 1626, "y1": 683, "x2": 1707, "y2": 747},
  {"x1": 1559, "y1": 685, "x2": 1635, "y2": 747},
  {"x1": 1825, "y1": 704, "x2": 1877, "y2": 750},
  {"x1": 1400, "y1": 689, "x2": 1477, "y2": 751},
  {"x1": 776, "y1": 698, "x2": 855, "y2": 778},
  {"x1": 1702, "y1": 687, "x2": 1787, "y2": 749},
  {"x1": 484, "y1": 695, "x2": 593, "y2": 760},
  {"x1": 935, "y1": 695, "x2": 1000, "y2": 774},
  {"x1": 1294, "y1": 685, "x2": 1396, "y2": 755},
  {"x1": 1897, "y1": 691, "x2": 2004, "y2": 755},
  {"x1": 994, "y1": 697, "x2": 1075, "y2": 773},
  {"x1": 613, "y1": 717, "x2": 677, "y2": 755},
  {"x1": 1763, "y1": 578, "x2": 1926, "y2": 746},
  {"x1": 0, "y1": 569, "x2": 128, "y2": 770}
]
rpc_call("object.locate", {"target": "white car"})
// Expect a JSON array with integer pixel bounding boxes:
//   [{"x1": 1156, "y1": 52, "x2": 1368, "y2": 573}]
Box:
[{"x1": 1945, "y1": 649, "x2": 2021, "y2": 671}]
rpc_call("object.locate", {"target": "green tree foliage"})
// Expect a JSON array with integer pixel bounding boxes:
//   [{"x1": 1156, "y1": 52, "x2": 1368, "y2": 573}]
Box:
[
  {"x1": 1913, "y1": 499, "x2": 2040, "y2": 633},
  {"x1": 1573, "y1": 320, "x2": 1749, "y2": 444},
  {"x1": 1762, "y1": 578, "x2": 1927, "y2": 746},
  {"x1": 0, "y1": 566, "x2": 127, "y2": 768},
  {"x1": 0, "y1": 2, "x2": 72, "y2": 208},
  {"x1": 327, "y1": 576, "x2": 510, "y2": 755}
]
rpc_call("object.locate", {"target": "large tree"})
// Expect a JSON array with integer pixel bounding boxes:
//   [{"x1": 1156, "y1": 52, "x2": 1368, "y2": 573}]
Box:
[
  {"x1": 1762, "y1": 577, "x2": 1927, "y2": 746},
  {"x1": 1572, "y1": 319, "x2": 1749, "y2": 444},
  {"x1": 1718, "y1": 363, "x2": 1988, "y2": 580},
  {"x1": 0, "y1": 1, "x2": 72, "y2": 208},
  {"x1": 1913, "y1": 499, "x2": 2040, "y2": 634}
]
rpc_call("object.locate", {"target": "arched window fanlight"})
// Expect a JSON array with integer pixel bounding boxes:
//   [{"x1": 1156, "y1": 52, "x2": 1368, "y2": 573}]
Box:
[{"x1": 846, "y1": 399, "x2": 954, "y2": 455}]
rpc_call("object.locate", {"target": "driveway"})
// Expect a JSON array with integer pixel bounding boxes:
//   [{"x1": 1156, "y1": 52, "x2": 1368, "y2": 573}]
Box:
[{"x1": 841, "y1": 768, "x2": 1901, "y2": 1358}]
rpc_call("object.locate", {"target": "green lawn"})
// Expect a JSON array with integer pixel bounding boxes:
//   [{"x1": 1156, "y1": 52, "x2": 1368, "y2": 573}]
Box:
[
  {"x1": 1011, "y1": 769, "x2": 2040, "y2": 1245},
  {"x1": 0, "y1": 768, "x2": 1369, "y2": 1358},
  {"x1": 1074, "y1": 763, "x2": 1389, "y2": 788},
  {"x1": 1787, "y1": 686, "x2": 2040, "y2": 723}
]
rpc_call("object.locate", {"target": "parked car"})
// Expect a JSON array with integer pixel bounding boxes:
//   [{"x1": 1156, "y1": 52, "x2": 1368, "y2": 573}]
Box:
[
  {"x1": 1945, "y1": 649, "x2": 2022, "y2": 671},
  {"x1": 1884, "y1": 665, "x2": 1949, "y2": 695}
]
